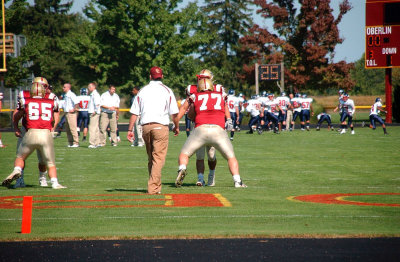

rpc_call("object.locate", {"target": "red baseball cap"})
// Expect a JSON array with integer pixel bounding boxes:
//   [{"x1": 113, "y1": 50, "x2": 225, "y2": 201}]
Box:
[{"x1": 150, "y1": 66, "x2": 163, "y2": 79}]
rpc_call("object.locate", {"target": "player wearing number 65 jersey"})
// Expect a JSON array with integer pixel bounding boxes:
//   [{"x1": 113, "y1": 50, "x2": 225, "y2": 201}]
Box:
[
  {"x1": 2, "y1": 82, "x2": 66, "y2": 189},
  {"x1": 174, "y1": 77, "x2": 247, "y2": 188}
]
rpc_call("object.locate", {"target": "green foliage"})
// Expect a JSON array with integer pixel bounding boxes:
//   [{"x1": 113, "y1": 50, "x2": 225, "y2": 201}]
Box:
[
  {"x1": 351, "y1": 53, "x2": 385, "y2": 95},
  {"x1": 393, "y1": 85, "x2": 400, "y2": 123},
  {"x1": 201, "y1": 0, "x2": 254, "y2": 91},
  {"x1": 81, "y1": 0, "x2": 211, "y2": 95}
]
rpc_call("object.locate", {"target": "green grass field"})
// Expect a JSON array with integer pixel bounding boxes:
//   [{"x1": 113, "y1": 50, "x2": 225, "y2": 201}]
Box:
[{"x1": 0, "y1": 125, "x2": 399, "y2": 240}]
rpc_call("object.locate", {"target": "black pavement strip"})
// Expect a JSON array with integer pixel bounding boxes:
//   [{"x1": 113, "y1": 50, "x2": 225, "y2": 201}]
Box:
[{"x1": 0, "y1": 238, "x2": 399, "y2": 262}]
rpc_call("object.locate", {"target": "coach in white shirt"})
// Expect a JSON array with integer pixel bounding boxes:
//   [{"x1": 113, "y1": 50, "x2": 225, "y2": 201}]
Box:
[
  {"x1": 63, "y1": 83, "x2": 79, "y2": 147},
  {"x1": 99, "y1": 85, "x2": 120, "y2": 146},
  {"x1": 127, "y1": 66, "x2": 179, "y2": 194},
  {"x1": 87, "y1": 82, "x2": 101, "y2": 148}
]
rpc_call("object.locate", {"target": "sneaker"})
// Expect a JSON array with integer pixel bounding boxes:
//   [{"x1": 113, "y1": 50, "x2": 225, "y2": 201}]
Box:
[
  {"x1": 230, "y1": 137, "x2": 234, "y2": 141},
  {"x1": 70, "y1": 144, "x2": 79, "y2": 148},
  {"x1": 316, "y1": 126, "x2": 320, "y2": 131},
  {"x1": 112, "y1": 143, "x2": 117, "y2": 147},
  {"x1": 52, "y1": 183, "x2": 67, "y2": 189},
  {"x1": 351, "y1": 130, "x2": 355, "y2": 135},
  {"x1": 207, "y1": 173, "x2": 215, "y2": 187},
  {"x1": 131, "y1": 144, "x2": 136, "y2": 147},
  {"x1": 234, "y1": 180, "x2": 247, "y2": 188},
  {"x1": 88, "y1": 145, "x2": 97, "y2": 148},
  {"x1": 2, "y1": 169, "x2": 22, "y2": 187},
  {"x1": 340, "y1": 129, "x2": 346, "y2": 134},
  {"x1": 196, "y1": 180, "x2": 205, "y2": 187},
  {"x1": 13, "y1": 177, "x2": 26, "y2": 188},
  {"x1": 138, "y1": 143, "x2": 144, "y2": 147},
  {"x1": 306, "y1": 127, "x2": 310, "y2": 131},
  {"x1": 39, "y1": 176, "x2": 48, "y2": 187},
  {"x1": 175, "y1": 169, "x2": 187, "y2": 187}
]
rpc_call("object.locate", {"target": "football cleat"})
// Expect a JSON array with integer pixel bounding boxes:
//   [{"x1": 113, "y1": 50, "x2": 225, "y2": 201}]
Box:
[
  {"x1": 234, "y1": 180, "x2": 247, "y2": 188},
  {"x1": 175, "y1": 169, "x2": 187, "y2": 187},
  {"x1": 207, "y1": 173, "x2": 215, "y2": 187},
  {"x1": 257, "y1": 128, "x2": 263, "y2": 135},
  {"x1": 340, "y1": 129, "x2": 347, "y2": 134},
  {"x1": 13, "y1": 177, "x2": 26, "y2": 188},
  {"x1": 88, "y1": 145, "x2": 97, "y2": 148},
  {"x1": 39, "y1": 176, "x2": 48, "y2": 187},
  {"x1": 52, "y1": 183, "x2": 67, "y2": 189},
  {"x1": 316, "y1": 126, "x2": 320, "y2": 131},
  {"x1": 196, "y1": 180, "x2": 205, "y2": 187},
  {"x1": 351, "y1": 130, "x2": 355, "y2": 135},
  {"x1": 2, "y1": 169, "x2": 22, "y2": 187}
]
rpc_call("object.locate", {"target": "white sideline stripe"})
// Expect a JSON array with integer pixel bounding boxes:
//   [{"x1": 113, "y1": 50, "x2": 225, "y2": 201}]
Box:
[{"x1": 0, "y1": 214, "x2": 395, "y2": 222}]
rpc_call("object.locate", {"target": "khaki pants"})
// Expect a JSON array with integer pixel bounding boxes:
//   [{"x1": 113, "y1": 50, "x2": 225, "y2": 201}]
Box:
[
  {"x1": 286, "y1": 110, "x2": 293, "y2": 130},
  {"x1": 89, "y1": 113, "x2": 100, "y2": 146},
  {"x1": 66, "y1": 112, "x2": 79, "y2": 145},
  {"x1": 142, "y1": 124, "x2": 169, "y2": 194},
  {"x1": 99, "y1": 111, "x2": 117, "y2": 146},
  {"x1": 133, "y1": 116, "x2": 144, "y2": 146}
]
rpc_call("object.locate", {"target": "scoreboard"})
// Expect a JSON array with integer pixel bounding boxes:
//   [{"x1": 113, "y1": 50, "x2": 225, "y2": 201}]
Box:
[
  {"x1": 258, "y1": 64, "x2": 281, "y2": 81},
  {"x1": 365, "y1": 0, "x2": 400, "y2": 68}
]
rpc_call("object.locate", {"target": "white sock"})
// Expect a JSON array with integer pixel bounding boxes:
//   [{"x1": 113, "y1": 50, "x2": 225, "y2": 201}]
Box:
[
  {"x1": 50, "y1": 178, "x2": 58, "y2": 184},
  {"x1": 14, "y1": 166, "x2": 22, "y2": 172},
  {"x1": 178, "y1": 164, "x2": 186, "y2": 170},
  {"x1": 233, "y1": 174, "x2": 241, "y2": 183},
  {"x1": 0, "y1": 139, "x2": 2, "y2": 145},
  {"x1": 197, "y1": 173, "x2": 204, "y2": 181}
]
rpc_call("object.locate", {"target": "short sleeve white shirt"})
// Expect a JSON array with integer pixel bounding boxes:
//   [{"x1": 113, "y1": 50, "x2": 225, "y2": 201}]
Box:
[
  {"x1": 100, "y1": 91, "x2": 120, "y2": 113},
  {"x1": 130, "y1": 80, "x2": 179, "y2": 126},
  {"x1": 64, "y1": 90, "x2": 79, "y2": 112},
  {"x1": 88, "y1": 89, "x2": 101, "y2": 114}
]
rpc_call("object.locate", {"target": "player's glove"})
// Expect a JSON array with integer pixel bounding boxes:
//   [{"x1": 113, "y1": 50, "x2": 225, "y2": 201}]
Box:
[{"x1": 225, "y1": 118, "x2": 233, "y2": 130}]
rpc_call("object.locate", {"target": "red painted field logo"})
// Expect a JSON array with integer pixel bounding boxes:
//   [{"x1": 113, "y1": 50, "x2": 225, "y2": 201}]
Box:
[
  {"x1": 288, "y1": 193, "x2": 400, "y2": 207},
  {"x1": 0, "y1": 193, "x2": 231, "y2": 209}
]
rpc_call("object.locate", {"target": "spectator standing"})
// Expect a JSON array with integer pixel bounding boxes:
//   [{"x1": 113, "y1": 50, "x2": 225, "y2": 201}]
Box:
[
  {"x1": 130, "y1": 86, "x2": 144, "y2": 147},
  {"x1": 63, "y1": 83, "x2": 80, "y2": 147},
  {"x1": 99, "y1": 85, "x2": 120, "y2": 146},
  {"x1": 87, "y1": 83, "x2": 101, "y2": 148},
  {"x1": 127, "y1": 66, "x2": 179, "y2": 195},
  {"x1": 285, "y1": 93, "x2": 294, "y2": 131}
]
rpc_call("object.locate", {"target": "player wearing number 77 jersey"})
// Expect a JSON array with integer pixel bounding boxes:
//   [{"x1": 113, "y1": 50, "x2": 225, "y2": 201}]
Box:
[
  {"x1": 2, "y1": 82, "x2": 66, "y2": 189},
  {"x1": 174, "y1": 78, "x2": 247, "y2": 188}
]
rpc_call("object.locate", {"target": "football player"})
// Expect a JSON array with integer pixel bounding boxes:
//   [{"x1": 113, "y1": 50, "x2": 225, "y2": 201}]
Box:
[
  {"x1": 300, "y1": 94, "x2": 314, "y2": 131},
  {"x1": 316, "y1": 112, "x2": 334, "y2": 131},
  {"x1": 176, "y1": 69, "x2": 223, "y2": 186},
  {"x1": 2, "y1": 82, "x2": 66, "y2": 189},
  {"x1": 369, "y1": 97, "x2": 388, "y2": 135},
  {"x1": 339, "y1": 93, "x2": 355, "y2": 134},
  {"x1": 276, "y1": 91, "x2": 290, "y2": 131},
  {"x1": 333, "y1": 89, "x2": 345, "y2": 132},
  {"x1": 226, "y1": 89, "x2": 239, "y2": 140},
  {"x1": 13, "y1": 77, "x2": 60, "y2": 188},
  {"x1": 77, "y1": 87, "x2": 90, "y2": 141},
  {"x1": 246, "y1": 95, "x2": 263, "y2": 134},
  {"x1": 174, "y1": 77, "x2": 246, "y2": 188},
  {"x1": 263, "y1": 93, "x2": 280, "y2": 133},
  {"x1": 290, "y1": 93, "x2": 302, "y2": 130}
]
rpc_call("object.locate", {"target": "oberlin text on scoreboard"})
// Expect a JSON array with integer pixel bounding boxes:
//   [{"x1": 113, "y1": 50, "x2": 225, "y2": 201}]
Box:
[{"x1": 365, "y1": 0, "x2": 400, "y2": 69}]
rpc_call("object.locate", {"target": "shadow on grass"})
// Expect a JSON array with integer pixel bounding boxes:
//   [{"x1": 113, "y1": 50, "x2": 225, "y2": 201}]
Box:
[
  {"x1": 105, "y1": 188, "x2": 148, "y2": 193},
  {"x1": 164, "y1": 182, "x2": 201, "y2": 188}
]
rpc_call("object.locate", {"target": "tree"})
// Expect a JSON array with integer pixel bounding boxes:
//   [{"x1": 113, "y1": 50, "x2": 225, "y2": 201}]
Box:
[
  {"x1": 351, "y1": 53, "x2": 385, "y2": 95},
  {"x1": 82, "y1": 0, "x2": 210, "y2": 95},
  {"x1": 240, "y1": 0, "x2": 354, "y2": 93},
  {"x1": 3, "y1": 0, "x2": 83, "y2": 93},
  {"x1": 201, "y1": 0, "x2": 254, "y2": 90}
]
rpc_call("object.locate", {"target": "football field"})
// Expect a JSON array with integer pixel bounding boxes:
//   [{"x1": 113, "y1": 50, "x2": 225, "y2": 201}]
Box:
[{"x1": 0, "y1": 126, "x2": 399, "y2": 240}]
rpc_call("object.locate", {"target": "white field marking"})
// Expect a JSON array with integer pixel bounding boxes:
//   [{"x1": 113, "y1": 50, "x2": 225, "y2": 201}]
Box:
[{"x1": 0, "y1": 214, "x2": 396, "y2": 222}]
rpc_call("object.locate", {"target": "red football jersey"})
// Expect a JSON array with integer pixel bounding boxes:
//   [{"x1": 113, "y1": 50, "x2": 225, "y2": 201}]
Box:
[
  {"x1": 193, "y1": 91, "x2": 226, "y2": 129},
  {"x1": 20, "y1": 97, "x2": 57, "y2": 130}
]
